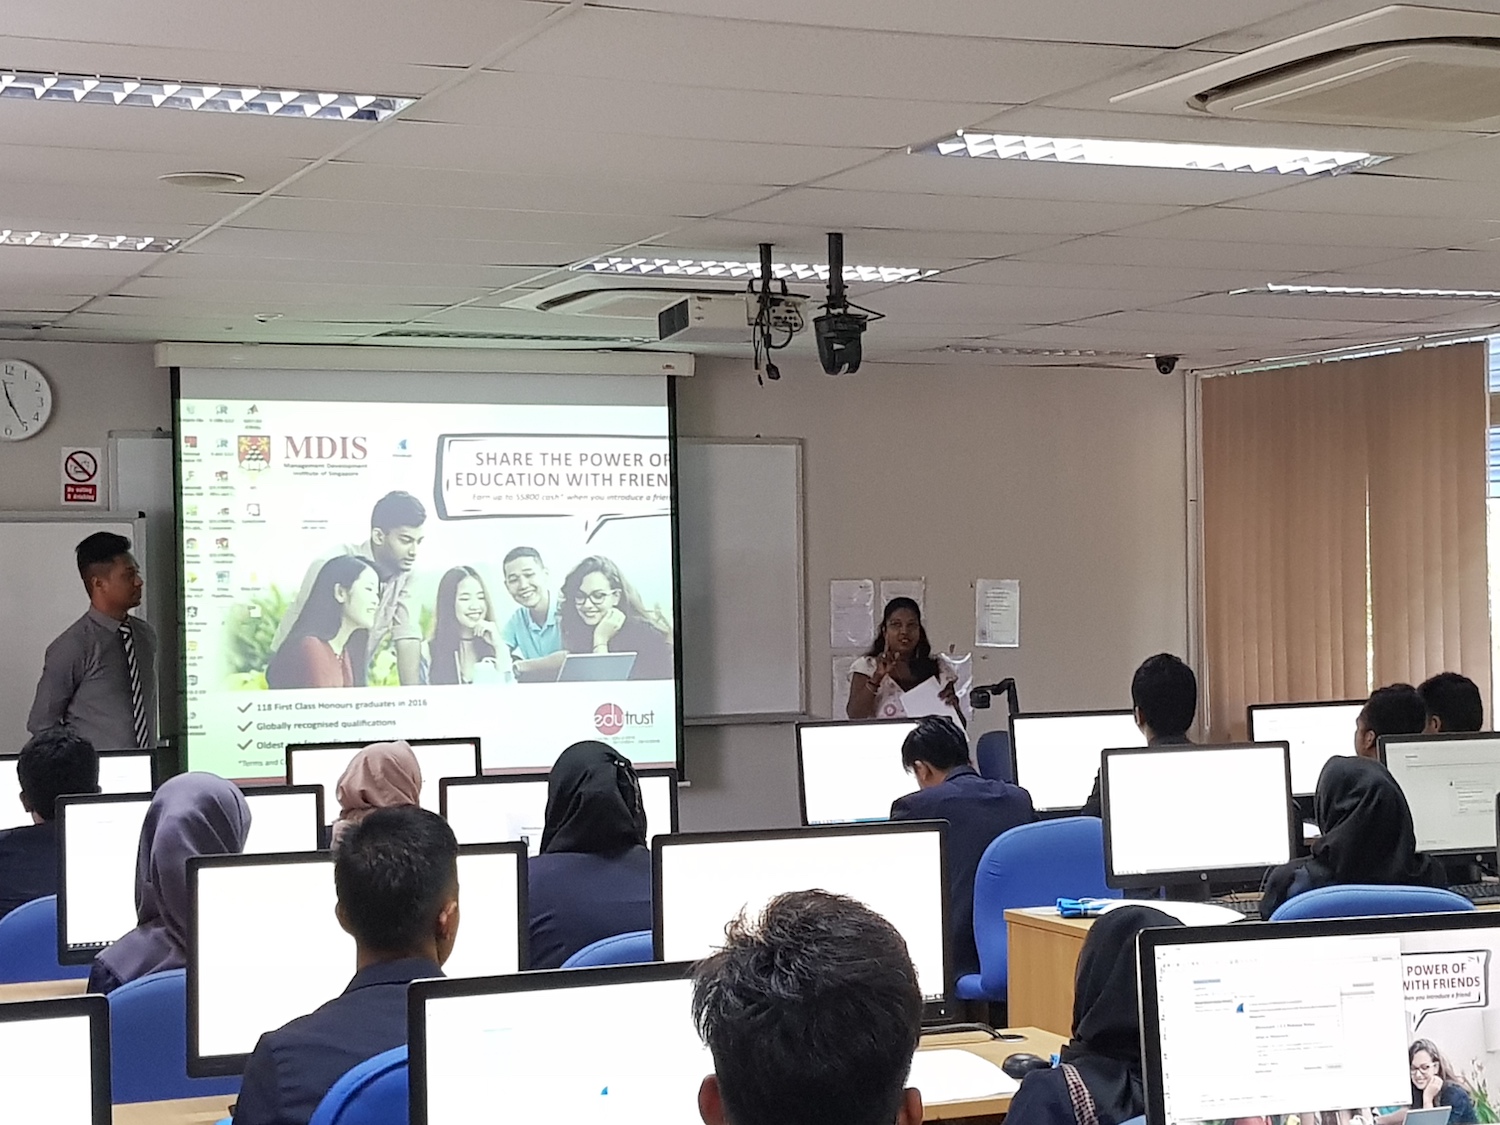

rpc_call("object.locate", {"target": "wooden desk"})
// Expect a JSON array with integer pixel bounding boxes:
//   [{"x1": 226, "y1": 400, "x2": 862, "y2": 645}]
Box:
[
  {"x1": 917, "y1": 1025, "x2": 1068, "y2": 1120},
  {"x1": 1006, "y1": 908, "x2": 1095, "y2": 1037},
  {"x1": 0, "y1": 977, "x2": 87, "y2": 1003},
  {"x1": 113, "y1": 1095, "x2": 233, "y2": 1125}
]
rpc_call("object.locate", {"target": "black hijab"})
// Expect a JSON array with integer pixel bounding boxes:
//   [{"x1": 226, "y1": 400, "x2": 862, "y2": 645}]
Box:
[
  {"x1": 1058, "y1": 905, "x2": 1184, "y2": 1125},
  {"x1": 539, "y1": 741, "x2": 648, "y2": 856},
  {"x1": 1262, "y1": 755, "x2": 1444, "y2": 914}
]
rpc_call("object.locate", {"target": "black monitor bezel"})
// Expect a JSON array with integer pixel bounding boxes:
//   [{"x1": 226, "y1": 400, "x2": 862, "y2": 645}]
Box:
[
  {"x1": 407, "y1": 960, "x2": 696, "y2": 1125},
  {"x1": 1245, "y1": 698, "x2": 1364, "y2": 795},
  {"x1": 1139, "y1": 909, "x2": 1500, "y2": 1125},
  {"x1": 186, "y1": 841, "x2": 528, "y2": 1077},
  {"x1": 55, "y1": 790, "x2": 155, "y2": 965},
  {"x1": 1378, "y1": 730, "x2": 1500, "y2": 858},
  {"x1": 0, "y1": 994, "x2": 112, "y2": 1121},
  {"x1": 285, "y1": 737, "x2": 483, "y2": 824},
  {"x1": 651, "y1": 820, "x2": 951, "y2": 1014},
  {"x1": 1007, "y1": 708, "x2": 1142, "y2": 812},
  {"x1": 1101, "y1": 741, "x2": 1295, "y2": 890},
  {"x1": 234, "y1": 782, "x2": 326, "y2": 852},
  {"x1": 439, "y1": 767, "x2": 680, "y2": 846},
  {"x1": 793, "y1": 717, "x2": 920, "y2": 826}
]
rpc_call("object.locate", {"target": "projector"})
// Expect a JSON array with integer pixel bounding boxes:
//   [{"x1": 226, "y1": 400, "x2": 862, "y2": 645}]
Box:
[{"x1": 657, "y1": 292, "x2": 808, "y2": 345}]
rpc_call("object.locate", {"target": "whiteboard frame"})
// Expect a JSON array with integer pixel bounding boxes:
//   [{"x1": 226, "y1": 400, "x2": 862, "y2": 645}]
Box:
[{"x1": 677, "y1": 436, "x2": 808, "y2": 725}]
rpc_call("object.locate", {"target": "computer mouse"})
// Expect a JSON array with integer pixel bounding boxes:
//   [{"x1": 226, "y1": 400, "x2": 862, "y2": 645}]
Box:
[{"x1": 1001, "y1": 1052, "x2": 1052, "y2": 1080}]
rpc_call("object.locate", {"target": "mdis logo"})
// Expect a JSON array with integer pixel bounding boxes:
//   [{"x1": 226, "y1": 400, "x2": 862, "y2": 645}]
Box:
[{"x1": 594, "y1": 703, "x2": 655, "y2": 737}]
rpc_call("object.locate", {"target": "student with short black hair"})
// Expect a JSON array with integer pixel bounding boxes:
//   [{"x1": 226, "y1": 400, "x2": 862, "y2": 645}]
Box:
[
  {"x1": 890, "y1": 717, "x2": 1034, "y2": 979},
  {"x1": 1419, "y1": 672, "x2": 1484, "y2": 734},
  {"x1": 1082, "y1": 653, "x2": 1197, "y2": 817},
  {"x1": 692, "y1": 890, "x2": 925, "y2": 1125},
  {"x1": 1354, "y1": 682, "x2": 1428, "y2": 758},
  {"x1": 0, "y1": 726, "x2": 99, "y2": 920},
  {"x1": 232, "y1": 806, "x2": 461, "y2": 1125}
]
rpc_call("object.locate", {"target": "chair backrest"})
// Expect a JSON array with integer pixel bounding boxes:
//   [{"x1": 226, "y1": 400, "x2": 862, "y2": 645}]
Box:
[
  {"x1": 972, "y1": 817, "x2": 1120, "y2": 996},
  {"x1": 560, "y1": 929, "x2": 654, "y2": 969},
  {"x1": 974, "y1": 731, "x2": 1013, "y2": 784},
  {"x1": 1268, "y1": 883, "x2": 1477, "y2": 921},
  {"x1": 0, "y1": 895, "x2": 89, "y2": 983},
  {"x1": 107, "y1": 968, "x2": 241, "y2": 1103},
  {"x1": 309, "y1": 1046, "x2": 409, "y2": 1125}
]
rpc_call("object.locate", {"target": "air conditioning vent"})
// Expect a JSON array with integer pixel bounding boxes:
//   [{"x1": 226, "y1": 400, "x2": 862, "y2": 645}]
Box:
[{"x1": 1198, "y1": 38, "x2": 1500, "y2": 128}]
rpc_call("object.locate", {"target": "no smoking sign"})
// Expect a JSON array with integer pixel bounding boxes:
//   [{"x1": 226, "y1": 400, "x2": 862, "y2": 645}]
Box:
[{"x1": 60, "y1": 446, "x2": 101, "y2": 505}]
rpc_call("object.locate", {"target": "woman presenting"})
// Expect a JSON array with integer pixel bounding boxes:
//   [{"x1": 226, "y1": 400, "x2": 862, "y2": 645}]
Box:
[
  {"x1": 847, "y1": 597, "x2": 962, "y2": 721},
  {"x1": 266, "y1": 556, "x2": 379, "y2": 689}
]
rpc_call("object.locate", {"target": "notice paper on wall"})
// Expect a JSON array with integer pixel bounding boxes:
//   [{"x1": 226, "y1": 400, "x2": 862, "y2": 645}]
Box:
[
  {"x1": 879, "y1": 578, "x2": 925, "y2": 615},
  {"x1": 831, "y1": 654, "x2": 857, "y2": 718},
  {"x1": 975, "y1": 579, "x2": 1020, "y2": 648},
  {"x1": 829, "y1": 579, "x2": 875, "y2": 649}
]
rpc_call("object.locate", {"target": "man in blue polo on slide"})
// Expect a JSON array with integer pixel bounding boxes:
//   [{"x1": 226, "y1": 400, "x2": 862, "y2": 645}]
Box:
[{"x1": 500, "y1": 547, "x2": 566, "y2": 681}]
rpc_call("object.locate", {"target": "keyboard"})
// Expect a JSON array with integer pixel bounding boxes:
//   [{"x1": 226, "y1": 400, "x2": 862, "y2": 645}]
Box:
[
  {"x1": 1212, "y1": 893, "x2": 1262, "y2": 921},
  {"x1": 1448, "y1": 882, "x2": 1500, "y2": 906}
]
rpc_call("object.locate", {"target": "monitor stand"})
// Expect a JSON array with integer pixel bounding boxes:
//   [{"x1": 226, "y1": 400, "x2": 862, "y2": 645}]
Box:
[
  {"x1": 1163, "y1": 878, "x2": 1212, "y2": 903},
  {"x1": 1438, "y1": 854, "x2": 1489, "y2": 886}
]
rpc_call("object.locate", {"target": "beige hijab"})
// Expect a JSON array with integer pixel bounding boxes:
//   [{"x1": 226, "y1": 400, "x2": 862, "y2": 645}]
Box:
[{"x1": 331, "y1": 740, "x2": 423, "y2": 849}]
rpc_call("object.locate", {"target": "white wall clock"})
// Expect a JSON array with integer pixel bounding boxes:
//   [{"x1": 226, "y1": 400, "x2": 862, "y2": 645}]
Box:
[{"x1": 0, "y1": 359, "x2": 52, "y2": 441}]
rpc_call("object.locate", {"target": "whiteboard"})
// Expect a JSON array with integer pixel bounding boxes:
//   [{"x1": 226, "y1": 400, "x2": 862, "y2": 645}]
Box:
[
  {"x1": 677, "y1": 439, "x2": 806, "y2": 720},
  {"x1": 0, "y1": 512, "x2": 148, "y2": 752}
]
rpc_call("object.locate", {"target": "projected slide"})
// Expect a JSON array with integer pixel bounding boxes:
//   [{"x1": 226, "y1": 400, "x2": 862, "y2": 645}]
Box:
[{"x1": 176, "y1": 369, "x2": 677, "y2": 779}]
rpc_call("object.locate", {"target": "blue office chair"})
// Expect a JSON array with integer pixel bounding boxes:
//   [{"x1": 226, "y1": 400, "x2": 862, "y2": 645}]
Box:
[
  {"x1": 561, "y1": 930, "x2": 654, "y2": 968},
  {"x1": 0, "y1": 896, "x2": 89, "y2": 982},
  {"x1": 956, "y1": 817, "x2": 1120, "y2": 1002},
  {"x1": 974, "y1": 731, "x2": 1013, "y2": 784},
  {"x1": 107, "y1": 968, "x2": 242, "y2": 1103},
  {"x1": 308, "y1": 1046, "x2": 408, "y2": 1125},
  {"x1": 1268, "y1": 884, "x2": 1475, "y2": 921}
]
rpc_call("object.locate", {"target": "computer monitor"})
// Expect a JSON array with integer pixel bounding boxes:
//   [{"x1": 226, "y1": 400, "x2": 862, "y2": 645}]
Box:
[
  {"x1": 795, "y1": 719, "x2": 919, "y2": 825},
  {"x1": 1247, "y1": 700, "x2": 1363, "y2": 794},
  {"x1": 1139, "y1": 910, "x2": 1500, "y2": 1125},
  {"x1": 408, "y1": 961, "x2": 708, "y2": 1125},
  {"x1": 285, "y1": 737, "x2": 482, "y2": 826},
  {"x1": 1101, "y1": 742, "x2": 1294, "y2": 891},
  {"x1": 187, "y1": 842, "x2": 526, "y2": 1077},
  {"x1": 0, "y1": 749, "x2": 157, "y2": 831},
  {"x1": 653, "y1": 822, "x2": 949, "y2": 1011},
  {"x1": 56, "y1": 792, "x2": 152, "y2": 965},
  {"x1": 1009, "y1": 710, "x2": 1147, "y2": 812},
  {"x1": 1380, "y1": 732, "x2": 1500, "y2": 858},
  {"x1": 0, "y1": 995, "x2": 111, "y2": 1124},
  {"x1": 439, "y1": 768, "x2": 679, "y2": 854},
  {"x1": 238, "y1": 784, "x2": 324, "y2": 854}
]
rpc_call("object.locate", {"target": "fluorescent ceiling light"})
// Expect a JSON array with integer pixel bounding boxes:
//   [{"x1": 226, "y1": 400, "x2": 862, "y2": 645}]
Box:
[
  {"x1": 572, "y1": 257, "x2": 938, "y2": 284},
  {"x1": 1239, "y1": 282, "x2": 1500, "y2": 299},
  {"x1": 0, "y1": 71, "x2": 412, "y2": 121},
  {"x1": 937, "y1": 345, "x2": 1135, "y2": 358},
  {"x1": 925, "y1": 132, "x2": 1384, "y2": 175},
  {"x1": 0, "y1": 229, "x2": 178, "y2": 251}
]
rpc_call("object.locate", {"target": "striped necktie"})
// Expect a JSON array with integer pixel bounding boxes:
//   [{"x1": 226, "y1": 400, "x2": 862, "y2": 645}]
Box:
[{"x1": 119, "y1": 619, "x2": 150, "y2": 749}]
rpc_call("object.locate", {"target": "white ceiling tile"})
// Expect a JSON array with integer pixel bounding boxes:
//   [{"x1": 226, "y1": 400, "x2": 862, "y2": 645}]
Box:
[
  {"x1": 497, "y1": 8, "x2": 1153, "y2": 103},
  {"x1": 942, "y1": 258, "x2": 1268, "y2": 294},
  {"x1": 870, "y1": 282, "x2": 1198, "y2": 324},
  {"x1": 1154, "y1": 291, "x2": 1487, "y2": 323},
  {"x1": 189, "y1": 226, "x2": 613, "y2": 267},
  {"x1": 650, "y1": 222, "x2": 1067, "y2": 262},
  {"x1": 117, "y1": 275, "x2": 494, "y2": 309},
  {"x1": 1233, "y1": 172, "x2": 1500, "y2": 218},
  {"x1": 1296, "y1": 249, "x2": 1500, "y2": 289},
  {"x1": 1009, "y1": 234, "x2": 1416, "y2": 274},
  {"x1": 144, "y1": 253, "x2": 547, "y2": 290},
  {"x1": 1122, "y1": 206, "x2": 1500, "y2": 249}
]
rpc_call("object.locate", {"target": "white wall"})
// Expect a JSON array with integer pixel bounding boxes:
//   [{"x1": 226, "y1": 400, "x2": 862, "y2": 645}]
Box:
[
  {"x1": 0, "y1": 344, "x2": 1190, "y2": 831},
  {"x1": 0, "y1": 342, "x2": 166, "y2": 510},
  {"x1": 674, "y1": 356, "x2": 1191, "y2": 830}
]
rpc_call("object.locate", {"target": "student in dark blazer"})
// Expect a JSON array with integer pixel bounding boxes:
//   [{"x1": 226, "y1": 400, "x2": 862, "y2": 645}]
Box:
[
  {"x1": 889, "y1": 717, "x2": 1036, "y2": 980},
  {"x1": 232, "y1": 808, "x2": 460, "y2": 1125},
  {"x1": 1081, "y1": 653, "x2": 1197, "y2": 818},
  {"x1": 0, "y1": 726, "x2": 99, "y2": 921}
]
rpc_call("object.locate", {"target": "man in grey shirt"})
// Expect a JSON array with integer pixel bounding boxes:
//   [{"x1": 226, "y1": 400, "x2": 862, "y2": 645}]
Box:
[{"x1": 28, "y1": 532, "x2": 157, "y2": 750}]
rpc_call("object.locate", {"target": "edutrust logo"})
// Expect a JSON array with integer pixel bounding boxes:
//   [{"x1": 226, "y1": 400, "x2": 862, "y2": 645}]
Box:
[{"x1": 594, "y1": 703, "x2": 657, "y2": 737}]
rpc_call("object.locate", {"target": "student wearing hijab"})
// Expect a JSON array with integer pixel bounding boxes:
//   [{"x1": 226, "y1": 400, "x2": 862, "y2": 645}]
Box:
[
  {"x1": 1005, "y1": 906, "x2": 1185, "y2": 1125},
  {"x1": 87, "y1": 772, "x2": 250, "y2": 995},
  {"x1": 1260, "y1": 755, "x2": 1445, "y2": 917},
  {"x1": 526, "y1": 740, "x2": 652, "y2": 969},
  {"x1": 330, "y1": 740, "x2": 422, "y2": 850}
]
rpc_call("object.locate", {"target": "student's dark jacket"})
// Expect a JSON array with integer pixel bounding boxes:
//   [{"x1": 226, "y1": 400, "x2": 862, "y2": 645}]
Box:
[
  {"x1": 1080, "y1": 733, "x2": 1190, "y2": 817},
  {"x1": 527, "y1": 848, "x2": 653, "y2": 969},
  {"x1": 0, "y1": 820, "x2": 58, "y2": 922},
  {"x1": 232, "y1": 957, "x2": 442, "y2": 1125},
  {"x1": 889, "y1": 766, "x2": 1036, "y2": 979}
]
